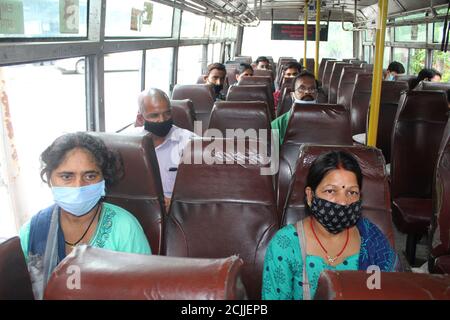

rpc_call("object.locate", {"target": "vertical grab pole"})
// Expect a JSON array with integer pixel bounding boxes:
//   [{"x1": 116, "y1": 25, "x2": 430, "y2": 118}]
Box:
[
  {"x1": 315, "y1": 0, "x2": 321, "y2": 79},
  {"x1": 304, "y1": 0, "x2": 308, "y2": 67},
  {"x1": 367, "y1": 0, "x2": 388, "y2": 147}
]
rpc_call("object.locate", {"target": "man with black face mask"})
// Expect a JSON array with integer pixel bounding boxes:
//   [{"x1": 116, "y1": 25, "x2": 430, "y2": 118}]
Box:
[
  {"x1": 128, "y1": 88, "x2": 196, "y2": 210},
  {"x1": 203, "y1": 62, "x2": 227, "y2": 101},
  {"x1": 271, "y1": 70, "x2": 318, "y2": 146}
]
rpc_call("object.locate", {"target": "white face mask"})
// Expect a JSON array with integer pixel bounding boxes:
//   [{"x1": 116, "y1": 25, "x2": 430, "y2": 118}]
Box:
[{"x1": 294, "y1": 98, "x2": 317, "y2": 104}]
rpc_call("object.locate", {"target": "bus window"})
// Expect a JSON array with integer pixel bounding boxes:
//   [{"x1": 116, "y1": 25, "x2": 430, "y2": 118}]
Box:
[
  {"x1": 104, "y1": 51, "x2": 142, "y2": 132},
  {"x1": 105, "y1": 0, "x2": 173, "y2": 37},
  {"x1": 180, "y1": 11, "x2": 207, "y2": 38},
  {"x1": 177, "y1": 46, "x2": 203, "y2": 85},
  {"x1": 432, "y1": 51, "x2": 450, "y2": 82},
  {"x1": 393, "y1": 48, "x2": 409, "y2": 73},
  {"x1": 394, "y1": 24, "x2": 426, "y2": 42},
  {"x1": 383, "y1": 47, "x2": 391, "y2": 69},
  {"x1": 145, "y1": 48, "x2": 173, "y2": 94},
  {"x1": 213, "y1": 43, "x2": 222, "y2": 63},
  {"x1": 0, "y1": 60, "x2": 87, "y2": 237},
  {"x1": 409, "y1": 48, "x2": 426, "y2": 75}
]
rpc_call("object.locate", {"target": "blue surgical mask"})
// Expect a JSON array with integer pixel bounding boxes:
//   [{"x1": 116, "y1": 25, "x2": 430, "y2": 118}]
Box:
[
  {"x1": 52, "y1": 180, "x2": 105, "y2": 216},
  {"x1": 387, "y1": 74, "x2": 395, "y2": 81}
]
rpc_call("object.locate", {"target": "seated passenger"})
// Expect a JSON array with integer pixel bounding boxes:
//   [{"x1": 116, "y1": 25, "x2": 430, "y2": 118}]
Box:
[
  {"x1": 255, "y1": 56, "x2": 271, "y2": 70},
  {"x1": 235, "y1": 63, "x2": 254, "y2": 82},
  {"x1": 132, "y1": 88, "x2": 196, "y2": 209},
  {"x1": 273, "y1": 61, "x2": 303, "y2": 108},
  {"x1": 203, "y1": 62, "x2": 227, "y2": 101},
  {"x1": 410, "y1": 68, "x2": 442, "y2": 88},
  {"x1": 262, "y1": 151, "x2": 400, "y2": 300},
  {"x1": 384, "y1": 61, "x2": 405, "y2": 81},
  {"x1": 271, "y1": 70, "x2": 318, "y2": 146},
  {"x1": 19, "y1": 132, "x2": 151, "y2": 299}
]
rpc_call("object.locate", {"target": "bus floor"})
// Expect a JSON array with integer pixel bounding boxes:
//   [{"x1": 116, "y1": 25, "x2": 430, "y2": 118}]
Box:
[{"x1": 393, "y1": 226, "x2": 430, "y2": 271}]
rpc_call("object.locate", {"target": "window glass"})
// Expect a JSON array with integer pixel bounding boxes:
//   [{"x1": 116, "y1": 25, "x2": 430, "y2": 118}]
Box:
[
  {"x1": 207, "y1": 44, "x2": 214, "y2": 66},
  {"x1": 105, "y1": 0, "x2": 173, "y2": 37},
  {"x1": 213, "y1": 43, "x2": 222, "y2": 63},
  {"x1": 393, "y1": 48, "x2": 409, "y2": 73},
  {"x1": 242, "y1": 21, "x2": 353, "y2": 62},
  {"x1": 365, "y1": 29, "x2": 375, "y2": 42},
  {"x1": 0, "y1": 0, "x2": 88, "y2": 38},
  {"x1": 364, "y1": 46, "x2": 370, "y2": 63},
  {"x1": 432, "y1": 51, "x2": 450, "y2": 82},
  {"x1": 0, "y1": 60, "x2": 86, "y2": 235},
  {"x1": 180, "y1": 11, "x2": 206, "y2": 38},
  {"x1": 210, "y1": 19, "x2": 222, "y2": 38},
  {"x1": 394, "y1": 24, "x2": 426, "y2": 42},
  {"x1": 104, "y1": 51, "x2": 142, "y2": 132},
  {"x1": 177, "y1": 45, "x2": 203, "y2": 85},
  {"x1": 432, "y1": 22, "x2": 445, "y2": 43},
  {"x1": 408, "y1": 48, "x2": 426, "y2": 75},
  {"x1": 383, "y1": 48, "x2": 390, "y2": 69},
  {"x1": 145, "y1": 47, "x2": 173, "y2": 94}
]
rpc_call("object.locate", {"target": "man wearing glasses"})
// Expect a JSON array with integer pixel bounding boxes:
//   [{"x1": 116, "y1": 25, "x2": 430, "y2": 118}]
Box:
[{"x1": 271, "y1": 71, "x2": 318, "y2": 146}]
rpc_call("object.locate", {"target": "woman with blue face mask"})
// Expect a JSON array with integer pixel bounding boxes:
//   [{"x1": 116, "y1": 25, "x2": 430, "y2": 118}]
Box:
[
  {"x1": 19, "y1": 132, "x2": 151, "y2": 299},
  {"x1": 262, "y1": 151, "x2": 401, "y2": 300}
]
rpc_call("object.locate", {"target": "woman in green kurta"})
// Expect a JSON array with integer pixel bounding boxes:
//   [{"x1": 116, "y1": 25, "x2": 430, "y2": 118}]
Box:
[{"x1": 19, "y1": 132, "x2": 151, "y2": 299}]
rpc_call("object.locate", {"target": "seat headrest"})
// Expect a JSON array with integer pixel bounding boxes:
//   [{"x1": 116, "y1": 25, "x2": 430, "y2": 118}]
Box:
[
  {"x1": 44, "y1": 245, "x2": 246, "y2": 300},
  {"x1": 208, "y1": 101, "x2": 271, "y2": 133},
  {"x1": 284, "y1": 103, "x2": 353, "y2": 145},
  {"x1": 380, "y1": 81, "x2": 409, "y2": 104},
  {"x1": 175, "y1": 138, "x2": 275, "y2": 203},
  {"x1": 415, "y1": 81, "x2": 450, "y2": 94},
  {"x1": 397, "y1": 90, "x2": 448, "y2": 122},
  {"x1": 340, "y1": 66, "x2": 364, "y2": 83},
  {"x1": 354, "y1": 73, "x2": 373, "y2": 91},
  {"x1": 226, "y1": 84, "x2": 269, "y2": 102},
  {"x1": 171, "y1": 84, "x2": 215, "y2": 112},
  {"x1": 238, "y1": 76, "x2": 272, "y2": 86},
  {"x1": 315, "y1": 270, "x2": 450, "y2": 300}
]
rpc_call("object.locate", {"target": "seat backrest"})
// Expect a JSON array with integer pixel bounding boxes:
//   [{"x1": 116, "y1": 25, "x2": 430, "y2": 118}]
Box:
[
  {"x1": 170, "y1": 99, "x2": 196, "y2": 132},
  {"x1": 360, "y1": 63, "x2": 374, "y2": 72},
  {"x1": 429, "y1": 120, "x2": 450, "y2": 269},
  {"x1": 391, "y1": 91, "x2": 449, "y2": 200},
  {"x1": 371, "y1": 81, "x2": 409, "y2": 163},
  {"x1": 337, "y1": 66, "x2": 364, "y2": 110},
  {"x1": 318, "y1": 58, "x2": 335, "y2": 82},
  {"x1": 162, "y1": 138, "x2": 279, "y2": 300},
  {"x1": 208, "y1": 101, "x2": 271, "y2": 135},
  {"x1": 172, "y1": 84, "x2": 215, "y2": 131},
  {"x1": 396, "y1": 75, "x2": 417, "y2": 89},
  {"x1": 300, "y1": 58, "x2": 315, "y2": 73},
  {"x1": 89, "y1": 132, "x2": 165, "y2": 254},
  {"x1": 321, "y1": 60, "x2": 339, "y2": 96},
  {"x1": 277, "y1": 103, "x2": 353, "y2": 214},
  {"x1": 0, "y1": 237, "x2": 34, "y2": 300},
  {"x1": 253, "y1": 69, "x2": 275, "y2": 82},
  {"x1": 282, "y1": 144, "x2": 395, "y2": 247},
  {"x1": 328, "y1": 62, "x2": 352, "y2": 104},
  {"x1": 225, "y1": 66, "x2": 238, "y2": 86},
  {"x1": 415, "y1": 81, "x2": 450, "y2": 98},
  {"x1": 227, "y1": 84, "x2": 275, "y2": 120},
  {"x1": 350, "y1": 73, "x2": 373, "y2": 135},
  {"x1": 315, "y1": 270, "x2": 450, "y2": 300},
  {"x1": 238, "y1": 76, "x2": 274, "y2": 94},
  {"x1": 276, "y1": 87, "x2": 293, "y2": 117},
  {"x1": 44, "y1": 245, "x2": 247, "y2": 300}
]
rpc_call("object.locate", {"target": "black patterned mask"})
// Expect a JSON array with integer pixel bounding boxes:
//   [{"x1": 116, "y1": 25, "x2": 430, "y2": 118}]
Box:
[{"x1": 310, "y1": 195, "x2": 362, "y2": 234}]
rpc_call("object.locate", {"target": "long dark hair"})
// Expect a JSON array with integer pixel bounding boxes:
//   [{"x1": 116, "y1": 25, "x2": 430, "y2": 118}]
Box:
[
  {"x1": 40, "y1": 132, "x2": 124, "y2": 188},
  {"x1": 306, "y1": 150, "x2": 363, "y2": 193}
]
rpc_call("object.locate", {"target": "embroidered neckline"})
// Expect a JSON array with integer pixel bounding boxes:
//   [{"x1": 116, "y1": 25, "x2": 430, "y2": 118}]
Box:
[{"x1": 91, "y1": 204, "x2": 116, "y2": 248}]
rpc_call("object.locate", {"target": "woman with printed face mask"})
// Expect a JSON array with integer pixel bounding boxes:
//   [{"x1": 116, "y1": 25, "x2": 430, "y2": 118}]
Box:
[
  {"x1": 19, "y1": 132, "x2": 151, "y2": 299},
  {"x1": 262, "y1": 151, "x2": 400, "y2": 300}
]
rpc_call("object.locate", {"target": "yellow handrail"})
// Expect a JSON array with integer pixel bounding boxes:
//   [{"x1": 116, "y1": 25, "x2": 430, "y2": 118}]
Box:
[
  {"x1": 315, "y1": 0, "x2": 320, "y2": 79},
  {"x1": 367, "y1": 0, "x2": 388, "y2": 147},
  {"x1": 304, "y1": 0, "x2": 308, "y2": 66}
]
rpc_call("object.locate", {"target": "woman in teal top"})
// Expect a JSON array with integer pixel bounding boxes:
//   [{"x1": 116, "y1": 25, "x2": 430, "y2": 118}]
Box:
[
  {"x1": 19, "y1": 132, "x2": 151, "y2": 299},
  {"x1": 262, "y1": 151, "x2": 400, "y2": 300}
]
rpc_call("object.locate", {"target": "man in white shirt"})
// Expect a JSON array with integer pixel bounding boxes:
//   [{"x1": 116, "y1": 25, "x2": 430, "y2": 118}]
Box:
[{"x1": 130, "y1": 88, "x2": 197, "y2": 210}]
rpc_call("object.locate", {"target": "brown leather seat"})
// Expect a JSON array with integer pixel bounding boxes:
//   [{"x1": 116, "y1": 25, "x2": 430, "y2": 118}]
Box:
[
  {"x1": 253, "y1": 69, "x2": 275, "y2": 82},
  {"x1": 300, "y1": 58, "x2": 315, "y2": 73},
  {"x1": 390, "y1": 90, "x2": 449, "y2": 264},
  {"x1": 89, "y1": 132, "x2": 165, "y2": 255},
  {"x1": 276, "y1": 87, "x2": 293, "y2": 117},
  {"x1": 429, "y1": 120, "x2": 450, "y2": 274},
  {"x1": 360, "y1": 63, "x2": 374, "y2": 72},
  {"x1": 369, "y1": 81, "x2": 408, "y2": 163},
  {"x1": 162, "y1": 138, "x2": 279, "y2": 300},
  {"x1": 0, "y1": 237, "x2": 34, "y2": 300},
  {"x1": 315, "y1": 270, "x2": 450, "y2": 300},
  {"x1": 170, "y1": 99, "x2": 196, "y2": 132},
  {"x1": 321, "y1": 60, "x2": 339, "y2": 96},
  {"x1": 337, "y1": 66, "x2": 364, "y2": 111},
  {"x1": 396, "y1": 75, "x2": 417, "y2": 89},
  {"x1": 281, "y1": 144, "x2": 395, "y2": 247},
  {"x1": 225, "y1": 65, "x2": 238, "y2": 86},
  {"x1": 44, "y1": 245, "x2": 246, "y2": 300},
  {"x1": 172, "y1": 84, "x2": 215, "y2": 132},
  {"x1": 277, "y1": 103, "x2": 353, "y2": 215},
  {"x1": 208, "y1": 101, "x2": 271, "y2": 135},
  {"x1": 318, "y1": 58, "x2": 336, "y2": 83},
  {"x1": 328, "y1": 63, "x2": 352, "y2": 104},
  {"x1": 227, "y1": 84, "x2": 275, "y2": 120},
  {"x1": 415, "y1": 81, "x2": 450, "y2": 97},
  {"x1": 350, "y1": 73, "x2": 373, "y2": 135}
]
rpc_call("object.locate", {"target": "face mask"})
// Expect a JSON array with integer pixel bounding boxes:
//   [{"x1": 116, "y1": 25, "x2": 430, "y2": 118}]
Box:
[
  {"x1": 213, "y1": 84, "x2": 223, "y2": 94},
  {"x1": 294, "y1": 99, "x2": 317, "y2": 104},
  {"x1": 52, "y1": 180, "x2": 105, "y2": 217},
  {"x1": 309, "y1": 195, "x2": 362, "y2": 234},
  {"x1": 387, "y1": 74, "x2": 395, "y2": 81},
  {"x1": 144, "y1": 118, "x2": 173, "y2": 137}
]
